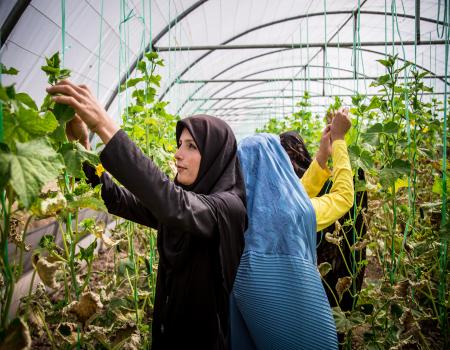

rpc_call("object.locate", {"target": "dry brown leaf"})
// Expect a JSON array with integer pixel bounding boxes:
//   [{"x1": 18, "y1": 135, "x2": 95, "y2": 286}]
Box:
[
  {"x1": 336, "y1": 276, "x2": 352, "y2": 301},
  {"x1": 65, "y1": 291, "x2": 103, "y2": 324},
  {"x1": 0, "y1": 318, "x2": 31, "y2": 350},
  {"x1": 33, "y1": 255, "x2": 62, "y2": 289}
]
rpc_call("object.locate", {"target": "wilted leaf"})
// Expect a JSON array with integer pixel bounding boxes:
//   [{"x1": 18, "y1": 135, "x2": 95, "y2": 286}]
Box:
[
  {"x1": 332, "y1": 307, "x2": 353, "y2": 333},
  {"x1": 56, "y1": 322, "x2": 78, "y2": 345},
  {"x1": 0, "y1": 317, "x2": 31, "y2": 350},
  {"x1": 351, "y1": 239, "x2": 369, "y2": 252},
  {"x1": 31, "y1": 192, "x2": 67, "y2": 217},
  {"x1": 336, "y1": 276, "x2": 352, "y2": 301},
  {"x1": 33, "y1": 255, "x2": 62, "y2": 289},
  {"x1": 319, "y1": 262, "x2": 332, "y2": 277},
  {"x1": 325, "y1": 232, "x2": 342, "y2": 246},
  {"x1": 65, "y1": 291, "x2": 103, "y2": 324}
]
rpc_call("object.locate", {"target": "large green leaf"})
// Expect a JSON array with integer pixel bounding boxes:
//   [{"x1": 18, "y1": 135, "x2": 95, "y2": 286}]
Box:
[
  {"x1": 4, "y1": 108, "x2": 58, "y2": 145},
  {"x1": 0, "y1": 139, "x2": 64, "y2": 207},
  {"x1": 380, "y1": 159, "x2": 411, "y2": 185},
  {"x1": 60, "y1": 142, "x2": 99, "y2": 178}
]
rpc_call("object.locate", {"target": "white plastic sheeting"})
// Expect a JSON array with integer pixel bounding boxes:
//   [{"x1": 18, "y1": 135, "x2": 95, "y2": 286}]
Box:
[{"x1": 1, "y1": 0, "x2": 448, "y2": 139}]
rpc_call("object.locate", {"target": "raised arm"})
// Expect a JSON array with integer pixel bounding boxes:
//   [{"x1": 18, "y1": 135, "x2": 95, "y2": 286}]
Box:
[
  {"x1": 83, "y1": 163, "x2": 159, "y2": 228},
  {"x1": 310, "y1": 109, "x2": 354, "y2": 232},
  {"x1": 301, "y1": 126, "x2": 332, "y2": 198},
  {"x1": 66, "y1": 114, "x2": 159, "y2": 228},
  {"x1": 49, "y1": 81, "x2": 218, "y2": 238}
]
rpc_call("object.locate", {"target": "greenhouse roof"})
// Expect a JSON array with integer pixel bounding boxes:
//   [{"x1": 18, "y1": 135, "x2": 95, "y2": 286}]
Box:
[{"x1": 1, "y1": 0, "x2": 448, "y2": 139}]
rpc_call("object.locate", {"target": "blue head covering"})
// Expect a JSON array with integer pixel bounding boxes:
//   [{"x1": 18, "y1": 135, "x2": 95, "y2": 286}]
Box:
[{"x1": 237, "y1": 133, "x2": 317, "y2": 262}]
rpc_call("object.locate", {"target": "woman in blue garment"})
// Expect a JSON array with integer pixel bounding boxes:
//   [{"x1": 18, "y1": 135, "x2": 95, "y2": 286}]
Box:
[{"x1": 231, "y1": 111, "x2": 353, "y2": 350}]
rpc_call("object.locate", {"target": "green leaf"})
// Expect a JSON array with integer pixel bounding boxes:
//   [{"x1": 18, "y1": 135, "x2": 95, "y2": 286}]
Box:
[
  {"x1": 0, "y1": 139, "x2": 64, "y2": 208},
  {"x1": 39, "y1": 234, "x2": 57, "y2": 250},
  {"x1": 15, "y1": 92, "x2": 38, "y2": 110},
  {"x1": 365, "y1": 123, "x2": 384, "y2": 134},
  {"x1": 79, "y1": 240, "x2": 97, "y2": 262},
  {"x1": 377, "y1": 58, "x2": 392, "y2": 68},
  {"x1": 145, "y1": 51, "x2": 159, "y2": 61},
  {"x1": 121, "y1": 77, "x2": 145, "y2": 90},
  {"x1": 53, "y1": 103, "x2": 75, "y2": 123},
  {"x1": 149, "y1": 75, "x2": 161, "y2": 87},
  {"x1": 4, "y1": 108, "x2": 58, "y2": 145},
  {"x1": 383, "y1": 121, "x2": 399, "y2": 134},
  {"x1": 137, "y1": 60, "x2": 146, "y2": 73},
  {"x1": 0, "y1": 154, "x2": 11, "y2": 191},
  {"x1": 50, "y1": 122, "x2": 68, "y2": 144},
  {"x1": 47, "y1": 52, "x2": 61, "y2": 68},
  {"x1": 6, "y1": 85, "x2": 16, "y2": 99},
  {"x1": 60, "y1": 142, "x2": 99, "y2": 178},
  {"x1": 1, "y1": 63, "x2": 19, "y2": 75},
  {"x1": 0, "y1": 85, "x2": 9, "y2": 102},
  {"x1": 380, "y1": 159, "x2": 411, "y2": 185},
  {"x1": 375, "y1": 74, "x2": 390, "y2": 85},
  {"x1": 59, "y1": 69, "x2": 71, "y2": 80},
  {"x1": 41, "y1": 66, "x2": 60, "y2": 75},
  {"x1": 432, "y1": 176, "x2": 450, "y2": 195}
]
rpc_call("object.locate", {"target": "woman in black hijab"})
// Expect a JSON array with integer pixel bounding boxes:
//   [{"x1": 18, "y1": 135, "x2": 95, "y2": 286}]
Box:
[
  {"x1": 280, "y1": 130, "x2": 368, "y2": 312},
  {"x1": 47, "y1": 81, "x2": 247, "y2": 349}
]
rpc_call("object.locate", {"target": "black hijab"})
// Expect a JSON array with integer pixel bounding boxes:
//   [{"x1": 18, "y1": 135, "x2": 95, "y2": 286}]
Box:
[
  {"x1": 280, "y1": 131, "x2": 312, "y2": 178},
  {"x1": 170, "y1": 114, "x2": 247, "y2": 292}
]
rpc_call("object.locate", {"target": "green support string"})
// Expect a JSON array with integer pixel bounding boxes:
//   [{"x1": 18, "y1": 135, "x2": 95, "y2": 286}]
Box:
[
  {"x1": 438, "y1": 0, "x2": 449, "y2": 341},
  {"x1": 391, "y1": 0, "x2": 414, "y2": 279},
  {"x1": 96, "y1": 0, "x2": 104, "y2": 99},
  {"x1": 0, "y1": 50, "x2": 3, "y2": 142}
]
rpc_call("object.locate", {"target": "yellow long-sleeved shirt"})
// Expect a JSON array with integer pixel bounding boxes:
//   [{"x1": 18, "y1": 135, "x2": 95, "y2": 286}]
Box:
[{"x1": 300, "y1": 140, "x2": 354, "y2": 232}]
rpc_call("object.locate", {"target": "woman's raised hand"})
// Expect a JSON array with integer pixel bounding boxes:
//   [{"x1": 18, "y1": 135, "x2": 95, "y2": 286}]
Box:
[
  {"x1": 47, "y1": 80, "x2": 119, "y2": 144},
  {"x1": 330, "y1": 108, "x2": 351, "y2": 141},
  {"x1": 66, "y1": 114, "x2": 90, "y2": 149},
  {"x1": 315, "y1": 125, "x2": 332, "y2": 169}
]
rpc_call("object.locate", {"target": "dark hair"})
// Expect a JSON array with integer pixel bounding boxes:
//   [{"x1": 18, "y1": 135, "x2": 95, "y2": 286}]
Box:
[{"x1": 279, "y1": 131, "x2": 312, "y2": 178}]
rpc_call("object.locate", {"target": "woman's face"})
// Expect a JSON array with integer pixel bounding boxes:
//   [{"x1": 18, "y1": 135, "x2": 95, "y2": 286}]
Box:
[{"x1": 175, "y1": 128, "x2": 201, "y2": 186}]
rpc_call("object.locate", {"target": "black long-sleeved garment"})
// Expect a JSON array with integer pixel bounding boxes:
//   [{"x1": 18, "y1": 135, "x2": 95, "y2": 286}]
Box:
[{"x1": 85, "y1": 120, "x2": 246, "y2": 349}]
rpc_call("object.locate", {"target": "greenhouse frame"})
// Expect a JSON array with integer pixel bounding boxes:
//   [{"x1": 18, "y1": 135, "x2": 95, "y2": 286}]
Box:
[{"x1": 0, "y1": 0, "x2": 449, "y2": 349}]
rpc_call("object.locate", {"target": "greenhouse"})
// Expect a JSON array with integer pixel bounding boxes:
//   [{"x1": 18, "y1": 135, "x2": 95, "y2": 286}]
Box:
[{"x1": 0, "y1": 0, "x2": 449, "y2": 349}]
